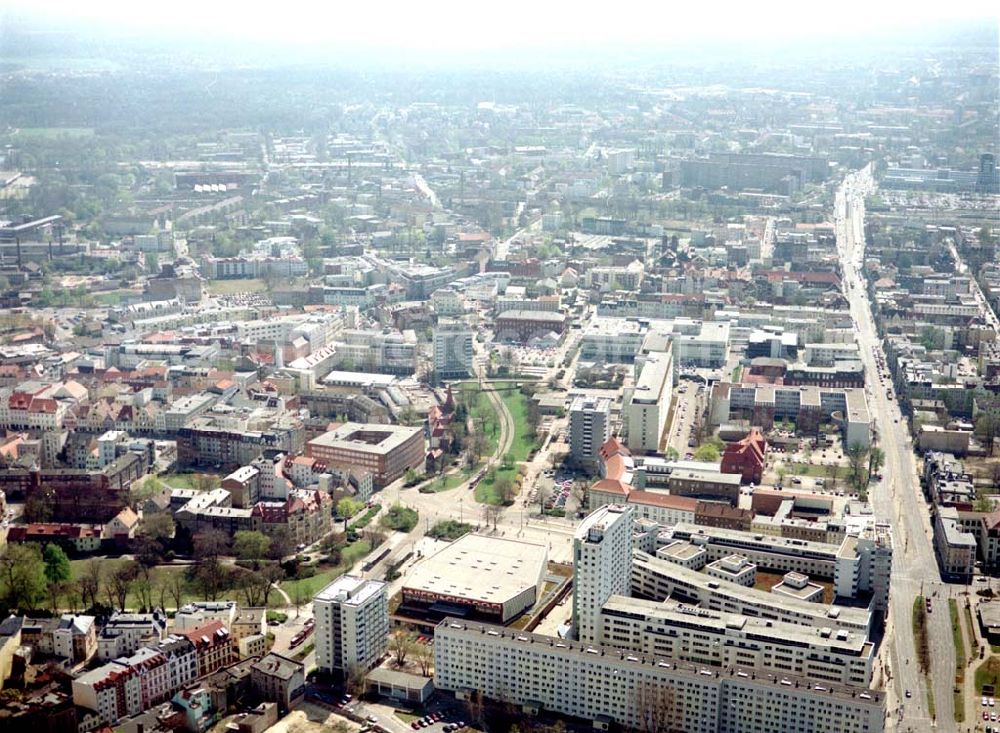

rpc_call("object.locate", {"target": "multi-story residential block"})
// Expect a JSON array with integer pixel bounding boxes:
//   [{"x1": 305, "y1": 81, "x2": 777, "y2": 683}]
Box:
[
  {"x1": 624, "y1": 349, "x2": 673, "y2": 453},
  {"x1": 434, "y1": 619, "x2": 884, "y2": 733},
  {"x1": 72, "y1": 662, "x2": 142, "y2": 725},
  {"x1": 97, "y1": 612, "x2": 167, "y2": 661},
  {"x1": 174, "y1": 602, "x2": 237, "y2": 633},
  {"x1": 152, "y1": 635, "x2": 198, "y2": 692},
  {"x1": 9, "y1": 453, "x2": 144, "y2": 523},
  {"x1": 250, "y1": 653, "x2": 305, "y2": 712},
  {"x1": 933, "y1": 506, "x2": 977, "y2": 581},
  {"x1": 51, "y1": 614, "x2": 97, "y2": 664},
  {"x1": 632, "y1": 550, "x2": 871, "y2": 633},
  {"x1": 432, "y1": 322, "x2": 474, "y2": 380},
  {"x1": 494, "y1": 310, "x2": 567, "y2": 342},
  {"x1": 177, "y1": 622, "x2": 236, "y2": 677},
  {"x1": 314, "y1": 575, "x2": 389, "y2": 679},
  {"x1": 599, "y1": 596, "x2": 874, "y2": 686},
  {"x1": 117, "y1": 647, "x2": 172, "y2": 709},
  {"x1": 573, "y1": 505, "x2": 633, "y2": 643},
  {"x1": 711, "y1": 382, "x2": 872, "y2": 449},
  {"x1": 569, "y1": 395, "x2": 610, "y2": 473}
]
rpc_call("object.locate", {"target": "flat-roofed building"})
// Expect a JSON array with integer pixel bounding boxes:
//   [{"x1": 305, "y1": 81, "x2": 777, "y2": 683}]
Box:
[
  {"x1": 573, "y1": 505, "x2": 633, "y2": 644},
  {"x1": 306, "y1": 423, "x2": 424, "y2": 488},
  {"x1": 599, "y1": 596, "x2": 874, "y2": 687},
  {"x1": 705, "y1": 554, "x2": 756, "y2": 587},
  {"x1": 624, "y1": 348, "x2": 673, "y2": 452},
  {"x1": 313, "y1": 575, "x2": 388, "y2": 679},
  {"x1": 632, "y1": 550, "x2": 871, "y2": 633},
  {"x1": 656, "y1": 539, "x2": 708, "y2": 570},
  {"x1": 569, "y1": 395, "x2": 611, "y2": 473},
  {"x1": 434, "y1": 618, "x2": 884, "y2": 733},
  {"x1": 401, "y1": 534, "x2": 547, "y2": 624},
  {"x1": 772, "y1": 571, "x2": 824, "y2": 603}
]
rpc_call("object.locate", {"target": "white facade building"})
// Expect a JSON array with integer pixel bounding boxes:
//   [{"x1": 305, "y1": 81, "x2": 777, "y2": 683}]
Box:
[
  {"x1": 573, "y1": 505, "x2": 633, "y2": 643},
  {"x1": 314, "y1": 575, "x2": 389, "y2": 678}
]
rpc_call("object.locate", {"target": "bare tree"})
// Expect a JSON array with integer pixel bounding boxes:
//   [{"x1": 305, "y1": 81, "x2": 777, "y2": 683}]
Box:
[
  {"x1": 166, "y1": 570, "x2": 186, "y2": 611},
  {"x1": 634, "y1": 679, "x2": 680, "y2": 733},
  {"x1": 78, "y1": 557, "x2": 103, "y2": 609},
  {"x1": 107, "y1": 561, "x2": 139, "y2": 612},
  {"x1": 537, "y1": 483, "x2": 551, "y2": 514},
  {"x1": 413, "y1": 641, "x2": 433, "y2": 677},
  {"x1": 390, "y1": 629, "x2": 413, "y2": 666},
  {"x1": 484, "y1": 504, "x2": 504, "y2": 532}
]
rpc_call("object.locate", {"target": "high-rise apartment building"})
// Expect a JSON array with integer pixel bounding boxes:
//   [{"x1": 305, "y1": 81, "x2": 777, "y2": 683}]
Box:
[
  {"x1": 624, "y1": 348, "x2": 673, "y2": 452},
  {"x1": 569, "y1": 395, "x2": 611, "y2": 473},
  {"x1": 433, "y1": 321, "x2": 475, "y2": 380},
  {"x1": 313, "y1": 575, "x2": 389, "y2": 678},
  {"x1": 572, "y1": 505, "x2": 632, "y2": 643}
]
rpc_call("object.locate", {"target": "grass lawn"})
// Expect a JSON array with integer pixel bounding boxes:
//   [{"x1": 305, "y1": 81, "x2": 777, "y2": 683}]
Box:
[
  {"x1": 975, "y1": 656, "x2": 1000, "y2": 694},
  {"x1": 395, "y1": 711, "x2": 420, "y2": 724},
  {"x1": 158, "y1": 472, "x2": 220, "y2": 490},
  {"x1": 69, "y1": 558, "x2": 204, "y2": 611},
  {"x1": 951, "y1": 599, "x2": 966, "y2": 722},
  {"x1": 207, "y1": 278, "x2": 268, "y2": 295},
  {"x1": 90, "y1": 289, "x2": 138, "y2": 306},
  {"x1": 278, "y1": 541, "x2": 376, "y2": 603},
  {"x1": 476, "y1": 386, "x2": 537, "y2": 505},
  {"x1": 785, "y1": 463, "x2": 814, "y2": 476},
  {"x1": 427, "y1": 468, "x2": 474, "y2": 492}
]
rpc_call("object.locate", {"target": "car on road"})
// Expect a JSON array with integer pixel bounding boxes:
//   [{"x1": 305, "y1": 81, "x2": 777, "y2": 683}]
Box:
[{"x1": 905, "y1": 689, "x2": 911, "y2": 698}]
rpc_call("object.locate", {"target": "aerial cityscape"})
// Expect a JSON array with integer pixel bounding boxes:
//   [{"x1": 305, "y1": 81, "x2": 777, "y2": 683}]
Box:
[{"x1": 0, "y1": 6, "x2": 997, "y2": 733}]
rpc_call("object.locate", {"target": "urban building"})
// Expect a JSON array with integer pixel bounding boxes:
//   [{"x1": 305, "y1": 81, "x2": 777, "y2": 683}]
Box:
[
  {"x1": 434, "y1": 619, "x2": 884, "y2": 733},
  {"x1": 624, "y1": 349, "x2": 673, "y2": 453},
  {"x1": 401, "y1": 534, "x2": 547, "y2": 624},
  {"x1": 314, "y1": 575, "x2": 389, "y2": 679},
  {"x1": 306, "y1": 423, "x2": 424, "y2": 488},
  {"x1": 573, "y1": 505, "x2": 633, "y2": 643},
  {"x1": 433, "y1": 321, "x2": 475, "y2": 380},
  {"x1": 569, "y1": 395, "x2": 611, "y2": 473}
]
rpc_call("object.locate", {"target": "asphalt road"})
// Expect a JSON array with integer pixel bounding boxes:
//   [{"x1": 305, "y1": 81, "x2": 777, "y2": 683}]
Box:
[{"x1": 836, "y1": 167, "x2": 957, "y2": 731}]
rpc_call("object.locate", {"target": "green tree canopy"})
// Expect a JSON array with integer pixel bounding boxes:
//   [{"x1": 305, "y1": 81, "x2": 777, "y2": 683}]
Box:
[
  {"x1": 0, "y1": 544, "x2": 48, "y2": 611},
  {"x1": 43, "y1": 543, "x2": 71, "y2": 584},
  {"x1": 233, "y1": 530, "x2": 272, "y2": 561}
]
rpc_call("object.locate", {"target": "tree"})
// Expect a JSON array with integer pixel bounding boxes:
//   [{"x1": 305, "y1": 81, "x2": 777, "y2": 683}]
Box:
[
  {"x1": 233, "y1": 531, "x2": 271, "y2": 563},
  {"x1": 166, "y1": 570, "x2": 186, "y2": 611},
  {"x1": 43, "y1": 543, "x2": 71, "y2": 584},
  {"x1": 413, "y1": 640, "x2": 433, "y2": 676},
  {"x1": 390, "y1": 629, "x2": 412, "y2": 666},
  {"x1": 192, "y1": 474, "x2": 221, "y2": 493},
  {"x1": 484, "y1": 503, "x2": 504, "y2": 532},
  {"x1": 107, "y1": 561, "x2": 140, "y2": 611},
  {"x1": 495, "y1": 476, "x2": 515, "y2": 505},
  {"x1": 536, "y1": 483, "x2": 551, "y2": 514},
  {"x1": 364, "y1": 526, "x2": 386, "y2": 551},
  {"x1": 0, "y1": 544, "x2": 47, "y2": 611},
  {"x1": 976, "y1": 411, "x2": 1000, "y2": 456},
  {"x1": 194, "y1": 529, "x2": 230, "y2": 560},
  {"x1": 141, "y1": 512, "x2": 175, "y2": 542},
  {"x1": 195, "y1": 559, "x2": 229, "y2": 602},
  {"x1": 975, "y1": 495, "x2": 997, "y2": 513},
  {"x1": 693, "y1": 444, "x2": 720, "y2": 462},
  {"x1": 78, "y1": 558, "x2": 103, "y2": 610},
  {"x1": 868, "y1": 446, "x2": 885, "y2": 480},
  {"x1": 666, "y1": 447, "x2": 680, "y2": 461},
  {"x1": 337, "y1": 498, "x2": 363, "y2": 519},
  {"x1": 239, "y1": 565, "x2": 280, "y2": 607},
  {"x1": 634, "y1": 680, "x2": 680, "y2": 733},
  {"x1": 23, "y1": 492, "x2": 53, "y2": 523},
  {"x1": 846, "y1": 442, "x2": 870, "y2": 489}
]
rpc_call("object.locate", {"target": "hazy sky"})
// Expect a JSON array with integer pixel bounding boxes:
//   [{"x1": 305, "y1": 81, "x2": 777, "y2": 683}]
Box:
[{"x1": 4, "y1": 0, "x2": 998, "y2": 52}]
